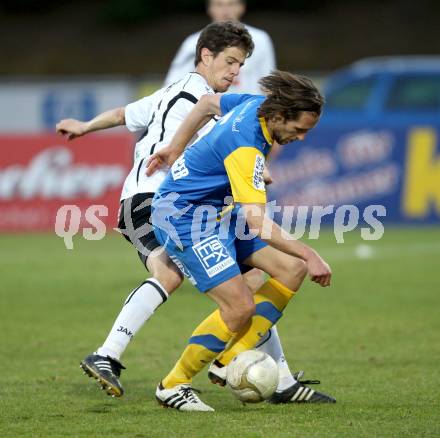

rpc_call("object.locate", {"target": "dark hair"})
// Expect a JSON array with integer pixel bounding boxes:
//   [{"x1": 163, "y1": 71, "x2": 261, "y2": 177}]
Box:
[
  {"x1": 257, "y1": 71, "x2": 324, "y2": 121},
  {"x1": 195, "y1": 21, "x2": 254, "y2": 66}
]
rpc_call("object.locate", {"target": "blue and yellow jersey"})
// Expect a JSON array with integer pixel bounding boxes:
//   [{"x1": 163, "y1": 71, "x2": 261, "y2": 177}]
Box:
[{"x1": 155, "y1": 93, "x2": 273, "y2": 216}]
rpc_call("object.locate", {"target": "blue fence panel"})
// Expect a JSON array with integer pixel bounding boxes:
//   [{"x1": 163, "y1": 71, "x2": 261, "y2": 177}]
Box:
[{"x1": 269, "y1": 125, "x2": 440, "y2": 224}]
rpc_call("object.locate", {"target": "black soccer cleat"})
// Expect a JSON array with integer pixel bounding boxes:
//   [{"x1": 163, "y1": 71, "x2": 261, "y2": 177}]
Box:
[
  {"x1": 267, "y1": 380, "x2": 336, "y2": 404},
  {"x1": 80, "y1": 353, "x2": 126, "y2": 397},
  {"x1": 207, "y1": 360, "x2": 227, "y2": 387}
]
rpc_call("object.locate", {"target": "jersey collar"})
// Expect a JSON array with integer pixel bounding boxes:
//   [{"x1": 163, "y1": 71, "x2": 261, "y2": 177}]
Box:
[{"x1": 258, "y1": 117, "x2": 273, "y2": 145}]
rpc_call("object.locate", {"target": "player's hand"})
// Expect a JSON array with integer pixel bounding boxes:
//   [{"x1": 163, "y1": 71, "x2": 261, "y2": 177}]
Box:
[
  {"x1": 146, "y1": 146, "x2": 180, "y2": 176},
  {"x1": 263, "y1": 166, "x2": 274, "y2": 185},
  {"x1": 306, "y1": 253, "x2": 332, "y2": 287},
  {"x1": 56, "y1": 119, "x2": 88, "y2": 140}
]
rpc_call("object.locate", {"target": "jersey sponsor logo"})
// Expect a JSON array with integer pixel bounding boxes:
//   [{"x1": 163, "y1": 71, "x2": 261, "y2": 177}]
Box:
[
  {"x1": 192, "y1": 236, "x2": 234, "y2": 278},
  {"x1": 232, "y1": 115, "x2": 244, "y2": 133},
  {"x1": 171, "y1": 155, "x2": 189, "y2": 180},
  {"x1": 253, "y1": 155, "x2": 265, "y2": 191},
  {"x1": 231, "y1": 100, "x2": 255, "y2": 132}
]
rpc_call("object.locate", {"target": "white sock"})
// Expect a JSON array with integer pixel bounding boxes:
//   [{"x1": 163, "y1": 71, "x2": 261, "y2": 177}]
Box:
[
  {"x1": 255, "y1": 325, "x2": 296, "y2": 391},
  {"x1": 97, "y1": 278, "x2": 168, "y2": 360}
]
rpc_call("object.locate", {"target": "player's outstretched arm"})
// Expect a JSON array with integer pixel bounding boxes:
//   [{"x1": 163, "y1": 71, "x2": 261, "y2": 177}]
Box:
[
  {"x1": 242, "y1": 203, "x2": 332, "y2": 287},
  {"x1": 146, "y1": 94, "x2": 222, "y2": 176},
  {"x1": 56, "y1": 107, "x2": 126, "y2": 140}
]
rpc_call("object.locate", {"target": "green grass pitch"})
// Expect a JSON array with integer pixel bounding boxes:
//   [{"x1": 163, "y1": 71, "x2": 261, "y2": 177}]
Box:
[{"x1": 1, "y1": 227, "x2": 439, "y2": 437}]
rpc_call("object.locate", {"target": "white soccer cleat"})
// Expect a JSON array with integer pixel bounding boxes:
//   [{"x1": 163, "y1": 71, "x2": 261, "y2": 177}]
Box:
[
  {"x1": 155, "y1": 382, "x2": 215, "y2": 412},
  {"x1": 207, "y1": 361, "x2": 227, "y2": 386}
]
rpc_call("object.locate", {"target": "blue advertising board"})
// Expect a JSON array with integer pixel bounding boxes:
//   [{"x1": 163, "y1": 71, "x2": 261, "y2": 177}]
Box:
[
  {"x1": 42, "y1": 90, "x2": 96, "y2": 129},
  {"x1": 269, "y1": 125, "x2": 440, "y2": 224}
]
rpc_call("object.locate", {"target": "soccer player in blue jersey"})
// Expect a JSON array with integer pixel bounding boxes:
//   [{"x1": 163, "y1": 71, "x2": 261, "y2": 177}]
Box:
[{"x1": 150, "y1": 71, "x2": 335, "y2": 411}]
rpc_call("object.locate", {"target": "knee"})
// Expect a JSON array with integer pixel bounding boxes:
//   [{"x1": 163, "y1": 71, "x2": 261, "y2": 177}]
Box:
[
  {"x1": 243, "y1": 269, "x2": 265, "y2": 293},
  {"x1": 147, "y1": 250, "x2": 184, "y2": 294},
  {"x1": 238, "y1": 300, "x2": 256, "y2": 326},
  {"x1": 155, "y1": 269, "x2": 183, "y2": 294},
  {"x1": 223, "y1": 300, "x2": 256, "y2": 332}
]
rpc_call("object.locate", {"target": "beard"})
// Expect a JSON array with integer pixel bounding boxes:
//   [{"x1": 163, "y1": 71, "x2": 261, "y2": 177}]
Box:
[{"x1": 273, "y1": 132, "x2": 292, "y2": 145}]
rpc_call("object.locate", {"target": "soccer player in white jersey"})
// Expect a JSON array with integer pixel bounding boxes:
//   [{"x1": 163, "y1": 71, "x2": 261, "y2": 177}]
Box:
[
  {"x1": 56, "y1": 21, "x2": 254, "y2": 397},
  {"x1": 164, "y1": 0, "x2": 276, "y2": 94}
]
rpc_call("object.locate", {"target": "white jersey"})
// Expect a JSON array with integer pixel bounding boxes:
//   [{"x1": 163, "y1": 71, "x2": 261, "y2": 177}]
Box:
[
  {"x1": 164, "y1": 24, "x2": 276, "y2": 94},
  {"x1": 121, "y1": 72, "x2": 215, "y2": 200}
]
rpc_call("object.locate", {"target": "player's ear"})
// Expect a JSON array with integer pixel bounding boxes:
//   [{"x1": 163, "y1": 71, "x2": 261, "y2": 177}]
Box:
[
  {"x1": 200, "y1": 48, "x2": 214, "y2": 66},
  {"x1": 270, "y1": 114, "x2": 284, "y2": 124}
]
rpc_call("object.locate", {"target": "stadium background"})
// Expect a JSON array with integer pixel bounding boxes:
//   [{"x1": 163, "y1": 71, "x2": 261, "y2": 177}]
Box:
[
  {"x1": 1, "y1": 0, "x2": 439, "y2": 230},
  {"x1": 0, "y1": 1, "x2": 439, "y2": 436}
]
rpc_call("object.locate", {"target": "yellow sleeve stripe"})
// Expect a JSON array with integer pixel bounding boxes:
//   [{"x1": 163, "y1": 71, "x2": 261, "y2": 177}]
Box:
[{"x1": 224, "y1": 147, "x2": 267, "y2": 204}]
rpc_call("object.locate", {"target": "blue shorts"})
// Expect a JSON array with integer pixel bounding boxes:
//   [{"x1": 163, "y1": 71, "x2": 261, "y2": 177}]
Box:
[{"x1": 153, "y1": 208, "x2": 267, "y2": 292}]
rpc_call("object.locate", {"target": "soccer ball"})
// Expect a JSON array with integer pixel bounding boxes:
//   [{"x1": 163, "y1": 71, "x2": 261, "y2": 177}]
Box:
[{"x1": 226, "y1": 350, "x2": 279, "y2": 403}]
